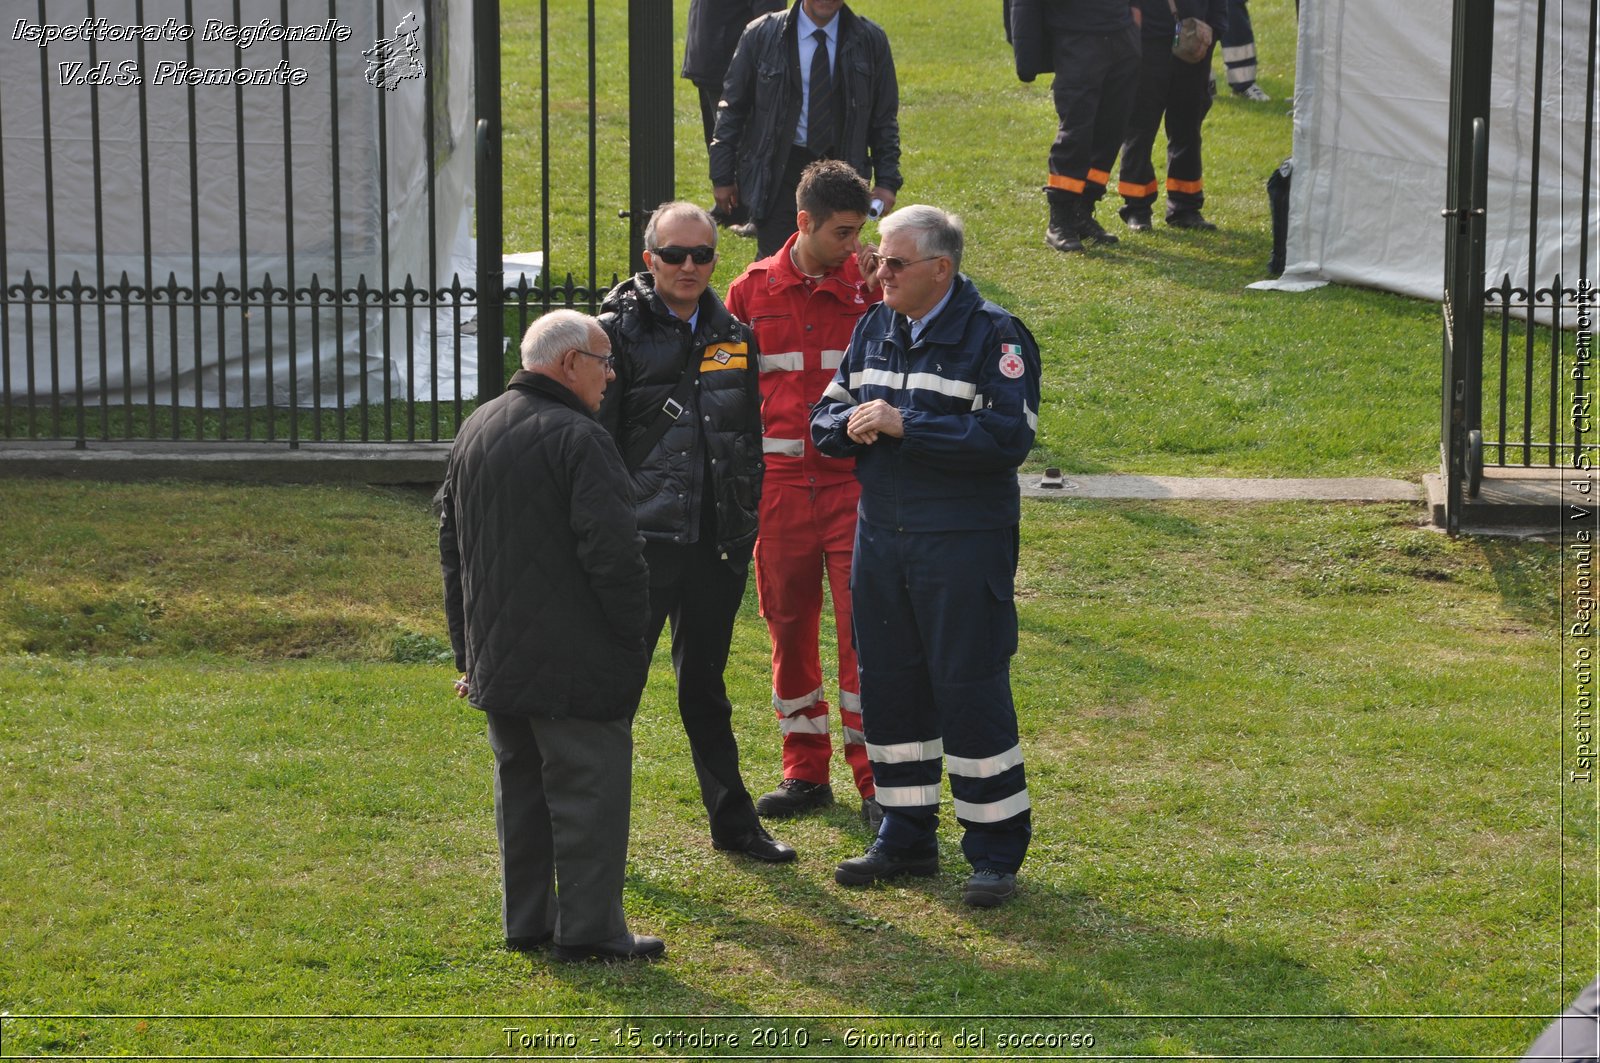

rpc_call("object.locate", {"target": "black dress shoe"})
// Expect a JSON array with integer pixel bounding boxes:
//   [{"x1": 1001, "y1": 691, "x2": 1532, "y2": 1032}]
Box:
[
  {"x1": 713, "y1": 826, "x2": 797, "y2": 863},
  {"x1": 553, "y1": 932, "x2": 665, "y2": 963},
  {"x1": 504, "y1": 932, "x2": 553, "y2": 953},
  {"x1": 835, "y1": 841, "x2": 938, "y2": 886}
]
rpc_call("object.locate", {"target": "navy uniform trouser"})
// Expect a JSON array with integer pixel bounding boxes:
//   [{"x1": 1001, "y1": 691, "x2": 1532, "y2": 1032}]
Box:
[
  {"x1": 851, "y1": 520, "x2": 1032, "y2": 874},
  {"x1": 1118, "y1": 40, "x2": 1216, "y2": 217}
]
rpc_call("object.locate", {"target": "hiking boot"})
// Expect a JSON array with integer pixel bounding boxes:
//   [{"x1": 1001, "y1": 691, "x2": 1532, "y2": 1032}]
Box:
[
  {"x1": 1045, "y1": 195, "x2": 1084, "y2": 253},
  {"x1": 961, "y1": 870, "x2": 1017, "y2": 908},
  {"x1": 1077, "y1": 208, "x2": 1120, "y2": 245},
  {"x1": 835, "y1": 841, "x2": 938, "y2": 886},
  {"x1": 1166, "y1": 209, "x2": 1218, "y2": 231},
  {"x1": 755, "y1": 778, "x2": 834, "y2": 818}
]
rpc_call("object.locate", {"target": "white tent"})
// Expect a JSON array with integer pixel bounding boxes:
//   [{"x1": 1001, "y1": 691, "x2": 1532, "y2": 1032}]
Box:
[
  {"x1": 0, "y1": 0, "x2": 477, "y2": 408},
  {"x1": 1272, "y1": 0, "x2": 1595, "y2": 324}
]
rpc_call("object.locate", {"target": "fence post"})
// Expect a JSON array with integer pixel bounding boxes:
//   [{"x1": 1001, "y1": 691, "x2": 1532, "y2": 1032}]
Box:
[
  {"x1": 476, "y1": 0, "x2": 505, "y2": 401},
  {"x1": 628, "y1": 0, "x2": 676, "y2": 266}
]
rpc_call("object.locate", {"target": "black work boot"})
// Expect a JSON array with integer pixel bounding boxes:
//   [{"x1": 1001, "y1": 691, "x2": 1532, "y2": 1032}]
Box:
[
  {"x1": 1045, "y1": 194, "x2": 1084, "y2": 254},
  {"x1": 1077, "y1": 204, "x2": 1120, "y2": 245}
]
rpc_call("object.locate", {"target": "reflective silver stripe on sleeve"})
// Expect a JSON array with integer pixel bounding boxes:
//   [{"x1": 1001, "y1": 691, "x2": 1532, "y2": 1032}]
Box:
[
  {"x1": 866, "y1": 737, "x2": 945, "y2": 764},
  {"x1": 905, "y1": 371, "x2": 977, "y2": 401},
  {"x1": 762, "y1": 436, "x2": 805, "y2": 456},
  {"x1": 821, "y1": 348, "x2": 846, "y2": 370},
  {"x1": 772, "y1": 685, "x2": 826, "y2": 714},
  {"x1": 876, "y1": 783, "x2": 943, "y2": 808},
  {"x1": 953, "y1": 789, "x2": 1032, "y2": 823},
  {"x1": 823, "y1": 380, "x2": 857, "y2": 405},
  {"x1": 779, "y1": 714, "x2": 832, "y2": 736},
  {"x1": 945, "y1": 744, "x2": 1025, "y2": 779},
  {"x1": 972, "y1": 392, "x2": 985, "y2": 411},
  {"x1": 839, "y1": 689, "x2": 861, "y2": 712},
  {"x1": 760, "y1": 351, "x2": 804, "y2": 372}
]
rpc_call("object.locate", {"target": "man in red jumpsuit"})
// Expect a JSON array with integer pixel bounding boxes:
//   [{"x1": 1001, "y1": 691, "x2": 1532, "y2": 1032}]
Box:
[{"x1": 726, "y1": 159, "x2": 883, "y2": 829}]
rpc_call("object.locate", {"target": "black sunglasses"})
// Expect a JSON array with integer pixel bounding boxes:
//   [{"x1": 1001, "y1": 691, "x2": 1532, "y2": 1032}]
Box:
[{"x1": 651, "y1": 244, "x2": 716, "y2": 265}]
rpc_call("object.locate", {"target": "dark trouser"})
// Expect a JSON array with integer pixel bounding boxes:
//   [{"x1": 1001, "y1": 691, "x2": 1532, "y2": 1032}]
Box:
[
  {"x1": 850, "y1": 521, "x2": 1032, "y2": 874},
  {"x1": 1220, "y1": 0, "x2": 1258, "y2": 90},
  {"x1": 1044, "y1": 18, "x2": 1141, "y2": 209},
  {"x1": 755, "y1": 145, "x2": 821, "y2": 258},
  {"x1": 644, "y1": 538, "x2": 763, "y2": 844},
  {"x1": 1118, "y1": 40, "x2": 1216, "y2": 219},
  {"x1": 486, "y1": 711, "x2": 633, "y2": 947}
]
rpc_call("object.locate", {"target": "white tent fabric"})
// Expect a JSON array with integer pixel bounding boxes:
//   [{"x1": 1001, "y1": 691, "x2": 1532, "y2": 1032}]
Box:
[
  {"x1": 1, "y1": 0, "x2": 476, "y2": 406},
  {"x1": 1270, "y1": 0, "x2": 1595, "y2": 327}
]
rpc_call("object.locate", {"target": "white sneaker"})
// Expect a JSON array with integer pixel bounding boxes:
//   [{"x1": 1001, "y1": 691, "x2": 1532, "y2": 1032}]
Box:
[{"x1": 1235, "y1": 83, "x2": 1271, "y2": 102}]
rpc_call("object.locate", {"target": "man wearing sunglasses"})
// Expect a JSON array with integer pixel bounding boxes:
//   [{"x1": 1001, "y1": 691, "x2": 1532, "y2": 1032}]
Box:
[
  {"x1": 598, "y1": 201, "x2": 797, "y2": 866},
  {"x1": 709, "y1": 0, "x2": 902, "y2": 258},
  {"x1": 725, "y1": 160, "x2": 883, "y2": 833},
  {"x1": 811, "y1": 205, "x2": 1041, "y2": 908}
]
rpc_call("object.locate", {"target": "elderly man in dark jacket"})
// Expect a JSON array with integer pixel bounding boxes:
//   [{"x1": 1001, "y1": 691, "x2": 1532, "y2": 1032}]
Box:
[
  {"x1": 709, "y1": 0, "x2": 902, "y2": 257},
  {"x1": 440, "y1": 308, "x2": 662, "y2": 963},
  {"x1": 598, "y1": 201, "x2": 797, "y2": 865}
]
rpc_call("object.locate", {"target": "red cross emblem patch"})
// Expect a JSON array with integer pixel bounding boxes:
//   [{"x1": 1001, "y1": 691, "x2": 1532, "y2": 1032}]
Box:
[{"x1": 998, "y1": 343, "x2": 1025, "y2": 379}]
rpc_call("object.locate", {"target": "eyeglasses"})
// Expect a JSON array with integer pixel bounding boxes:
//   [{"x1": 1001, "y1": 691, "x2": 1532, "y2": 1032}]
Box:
[
  {"x1": 573, "y1": 349, "x2": 615, "y2": 371},
  {"x1": 877, "y1": 253, "x2": 942, "y2": 273},
  {"x1": 650, "y1": 244, "x2": 717, "y2": 266}
]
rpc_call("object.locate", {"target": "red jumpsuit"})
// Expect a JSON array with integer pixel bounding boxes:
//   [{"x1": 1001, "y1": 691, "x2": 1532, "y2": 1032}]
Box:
[{"x1": 726, "y1": 232, "x2": 879, "y2": 798}]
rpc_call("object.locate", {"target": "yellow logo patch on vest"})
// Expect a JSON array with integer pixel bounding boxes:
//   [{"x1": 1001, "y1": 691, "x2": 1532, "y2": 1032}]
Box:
[{"x1": 700, "y1": 342, "x2": 749, "y2": 372}]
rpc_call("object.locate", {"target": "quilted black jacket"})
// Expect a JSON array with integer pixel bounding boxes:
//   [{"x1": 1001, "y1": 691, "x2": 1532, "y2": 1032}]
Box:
[
  {"x1": 597, "y1": 273, "x2": 763, "y2": 558},
  {"x1": 440, "y1": 370, "x2": 650, "y2": 721}
]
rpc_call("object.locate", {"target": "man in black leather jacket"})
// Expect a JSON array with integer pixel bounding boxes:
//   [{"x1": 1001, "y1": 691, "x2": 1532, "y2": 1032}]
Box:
[
  {"x1": 598, "y1": 202, "x2": 798, "y2": 865},
  {"x1": 709, "y1": 0, "x2": 902, "y2": 257}
]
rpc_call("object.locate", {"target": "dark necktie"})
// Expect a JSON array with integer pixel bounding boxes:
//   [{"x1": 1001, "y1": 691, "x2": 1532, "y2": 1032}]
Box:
[{"x1": 807, "y1": 29, "x2": 835, "y2": 155}]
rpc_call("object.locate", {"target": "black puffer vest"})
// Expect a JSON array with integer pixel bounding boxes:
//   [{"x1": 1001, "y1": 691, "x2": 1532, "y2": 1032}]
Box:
[{"x1": 597, "y1": 273, "x2": 764, "y2": 556}]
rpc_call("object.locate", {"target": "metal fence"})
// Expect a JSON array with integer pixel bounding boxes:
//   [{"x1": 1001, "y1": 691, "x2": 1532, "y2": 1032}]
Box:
[
  {"x1": 0, "y1": 0, "x2": 674, "y2": 447},
  {"x1": 1440, "y1": 0, "x2": 1598, "y2": 528}
]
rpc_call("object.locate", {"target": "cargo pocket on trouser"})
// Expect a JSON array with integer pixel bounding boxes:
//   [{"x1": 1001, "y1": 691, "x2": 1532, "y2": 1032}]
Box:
[{"x1": 986, "y1": 569, "x2": 1019, "y2": 663}]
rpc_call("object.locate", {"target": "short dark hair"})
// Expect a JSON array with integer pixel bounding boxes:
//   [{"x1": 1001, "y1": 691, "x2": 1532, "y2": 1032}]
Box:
[{"x1": 796, "y1": 160, "x2": 871, "y2": 225}]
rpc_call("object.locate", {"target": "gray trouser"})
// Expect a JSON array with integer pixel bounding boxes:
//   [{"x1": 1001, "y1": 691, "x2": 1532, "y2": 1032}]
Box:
[{"x1": 486, "y1": 711, "x2": 632, "y2": 946}]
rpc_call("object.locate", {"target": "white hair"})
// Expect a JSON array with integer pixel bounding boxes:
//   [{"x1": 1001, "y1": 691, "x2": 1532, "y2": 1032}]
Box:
[
  {"x1": 519, "y1": 309, "x2": 600, "y2": 370},
  {"x1": 878, "y1": 204, "x2": 964, "y2": 273}
]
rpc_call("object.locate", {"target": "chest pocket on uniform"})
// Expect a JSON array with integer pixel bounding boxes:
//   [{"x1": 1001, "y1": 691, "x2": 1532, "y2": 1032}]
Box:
[{"x1": 700, "y1": 342, "x2": 749, "y2": 372}]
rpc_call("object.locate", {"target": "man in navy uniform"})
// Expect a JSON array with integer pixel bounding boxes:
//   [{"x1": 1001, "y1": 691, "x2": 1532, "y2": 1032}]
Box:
[{"x1": 811, "y1": 205, "x2": 1040, "y2": 907}]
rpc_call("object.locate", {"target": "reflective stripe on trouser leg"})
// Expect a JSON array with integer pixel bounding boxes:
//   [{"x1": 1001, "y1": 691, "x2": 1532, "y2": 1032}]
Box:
[
  {"x1": 754, "y1": 481, "x2": 831, "y2": 784},
  {"x1": 851, "y1": 519, "x2": 941, "y2": 853},
  {"x1": 1161, "y1": 47, "x2": 1215, "y2": 214},
  {"x1": 902, "y1": 525, "x2": 1031, "y2": 873}
]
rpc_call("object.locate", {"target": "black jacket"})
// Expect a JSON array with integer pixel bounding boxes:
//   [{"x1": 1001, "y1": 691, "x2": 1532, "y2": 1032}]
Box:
[
  {"x1": 440, "y1": 371, "x2": 650, "y2": 721},
  {"x1": 597, "y1": 274, "x2": 763, "y2": 557},
  {"x1": 709, "y1": 1, "x2": 902, "y2": 220},
  {"x1": 681, "y1": 0, "x2": 785, "y2": 86}
]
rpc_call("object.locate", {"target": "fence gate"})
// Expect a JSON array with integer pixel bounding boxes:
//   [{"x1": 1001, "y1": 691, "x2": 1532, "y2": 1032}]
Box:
[
  {"x1": 1440, "y1": 0, "x2": 1600, "y2": 534},
  {"x1": 0, "y1": 0, "x2": 674, "y2": 448}
]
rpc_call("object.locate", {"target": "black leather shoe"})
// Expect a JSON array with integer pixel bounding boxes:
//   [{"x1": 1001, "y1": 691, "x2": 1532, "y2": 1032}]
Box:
[
  {"x1": 713, "y1": 826, "x2": 797, "y2": 863},
  {"x1": 1166, "y1": 210, "x2": 1218, "y2": 231},
  {"x1": 1121, "y1": 210, "x2": 1153, "y2": 232},
  {"x1": 504, "y1": 932, "x2": 552, "y2": 953},
  {"x1": 1077, "y1": 211, "x2": 1120, "y2": 245},
  {"x1": 554, "y1": 932, "x2": 665, "y2": 963},
  {"x1": 961, "y1": 869, "x2": 1017, "y2": 908},
  {"x1": 835, "y1": 841, "x2": 938, "y2": 886},
  {"x1": 755, "y1": 778, "x2": 834, "y2": 817}
]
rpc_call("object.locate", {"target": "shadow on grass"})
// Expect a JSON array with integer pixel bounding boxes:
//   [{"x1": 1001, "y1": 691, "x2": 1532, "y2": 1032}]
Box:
[{"x1": 532, "y1": 850, "x2": 1460, "y2": 1061}]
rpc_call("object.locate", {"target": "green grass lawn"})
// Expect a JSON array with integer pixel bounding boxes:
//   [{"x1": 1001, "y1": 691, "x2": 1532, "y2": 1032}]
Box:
[
  {"x1": 0, "y1": 479, "x2": 1583, "y2": 1058},
  {"x1": 1, "y1": 0, "x2": 1591, "y2": 1056}
]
